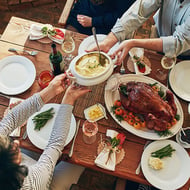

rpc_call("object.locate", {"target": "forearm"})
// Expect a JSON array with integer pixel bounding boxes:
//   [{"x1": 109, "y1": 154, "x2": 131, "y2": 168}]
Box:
[
  {"x1": 112, "y1": 0, "x2": 160, "y2": 41},
  {"x1": 128, "y1": 38, "x2": 163, "y2": 52},
  {"x1": 0, "y1": 93, "x2": 44, "y2": 136}
]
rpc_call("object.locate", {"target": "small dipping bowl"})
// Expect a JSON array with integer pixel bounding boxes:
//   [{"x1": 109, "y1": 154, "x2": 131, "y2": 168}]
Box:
[
  {"x1": 38, "y1": 70, "x2": 54, "y2": 89},
  {"x1": 178, "y1": 127, "x2": 190, "y2": 146}
]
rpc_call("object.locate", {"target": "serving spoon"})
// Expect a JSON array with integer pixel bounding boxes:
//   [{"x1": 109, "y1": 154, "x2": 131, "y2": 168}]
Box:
[
  {"x1": 8, "y1": 48, "x2": 38, "y2": 56},
  {"x1": 92, "y1": 27, "x2": 106, "y2": 66}
]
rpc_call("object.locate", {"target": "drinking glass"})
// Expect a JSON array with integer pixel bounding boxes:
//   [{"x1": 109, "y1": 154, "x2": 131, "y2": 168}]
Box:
[
  {"x1": 161, "y1": 55, "x2": 176, "y2": 69},
  {"x1": 82, "y1": 120, "x2": 98, "y2": 144},
  {"x1": 156, "y1": 54, "x2": 176, "y2": 81},
  {"x1": 61, "y1": 32, "x2": 75, "y2": 53}
]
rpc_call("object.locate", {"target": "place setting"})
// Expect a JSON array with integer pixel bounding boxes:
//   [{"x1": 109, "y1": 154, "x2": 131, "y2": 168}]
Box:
[{"x1": 0, "y1": 55, "x2": 36, "y2": 95}]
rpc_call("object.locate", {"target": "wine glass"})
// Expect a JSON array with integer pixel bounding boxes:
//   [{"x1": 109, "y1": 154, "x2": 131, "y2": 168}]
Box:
[
  {"x1": 61, "y1": 31, "x2": 75, "y2": 53},
  {"x1": 156, "y1": 54, "x2": 176, "y2": 81}
]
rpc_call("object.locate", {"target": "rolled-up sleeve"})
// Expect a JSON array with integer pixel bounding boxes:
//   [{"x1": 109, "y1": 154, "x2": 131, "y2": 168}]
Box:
[
  {"x1": 111, "y1": 0, "x2": 161, "y2": 41},
  {"x1": 162, "y1": 16, "x2": 190, "y2": 57}
]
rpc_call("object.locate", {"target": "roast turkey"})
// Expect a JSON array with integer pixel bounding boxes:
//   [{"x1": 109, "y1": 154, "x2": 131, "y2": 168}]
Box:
[{"x1": 119, "y1": 82, "x2": 177, "y2": 131}]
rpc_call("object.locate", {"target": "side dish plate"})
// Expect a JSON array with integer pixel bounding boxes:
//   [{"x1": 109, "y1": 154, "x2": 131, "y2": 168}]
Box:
[
  {"x1": 27, "y1": 103, "x2": 76, "y2": 149},
  {"x1": 141, "y1": 140, "x2": 190, "y2": 189}
]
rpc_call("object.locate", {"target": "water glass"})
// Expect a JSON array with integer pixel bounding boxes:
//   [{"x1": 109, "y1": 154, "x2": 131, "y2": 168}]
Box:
[
  {"x1": 161, "y1": 55, "x2": 176, "y2": 69},
  {"x1": 82, "y1": 120, "x2": 98, "y2": 144},
  {"x1": 61, "y1": 32, "x2": 75, "y2": 53}
]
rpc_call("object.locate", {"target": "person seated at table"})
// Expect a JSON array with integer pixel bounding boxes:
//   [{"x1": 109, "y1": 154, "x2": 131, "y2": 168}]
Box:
[
  {"x1": 66, "y1": 0, "x2": 136, "y2": 35},
  {"x1": 87, "y1": 0, "x2": 190, "y2": 64},
  {"x1": 0, "y1": 74, "x2": 90, "y2": 190}
]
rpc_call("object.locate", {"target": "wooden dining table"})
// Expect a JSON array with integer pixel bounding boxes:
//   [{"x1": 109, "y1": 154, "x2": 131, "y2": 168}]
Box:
[{"x1": 0, "y1": 16, "x2": 190, "y2": 190}]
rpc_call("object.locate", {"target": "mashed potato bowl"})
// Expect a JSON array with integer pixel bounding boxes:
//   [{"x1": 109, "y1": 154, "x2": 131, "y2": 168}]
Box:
[{"x1": 67, "y1": 51, "x2": 115, "y2": 86}]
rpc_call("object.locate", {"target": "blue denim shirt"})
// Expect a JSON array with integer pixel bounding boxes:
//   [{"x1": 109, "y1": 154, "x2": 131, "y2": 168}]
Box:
[{"x1": 112, "y1": 0, "x2": 190, "y2": 57}]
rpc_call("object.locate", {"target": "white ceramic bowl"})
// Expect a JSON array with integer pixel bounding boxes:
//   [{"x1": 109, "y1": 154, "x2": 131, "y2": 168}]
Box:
[
  {"x1": 178, "y1": 127, "x2": 190, "y2": 146},
  {"x1": 66, "y1": 51, "x2": 115, "y2": 86}
]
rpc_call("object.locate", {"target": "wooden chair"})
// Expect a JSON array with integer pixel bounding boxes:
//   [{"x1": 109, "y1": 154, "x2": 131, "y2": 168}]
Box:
[{"x1": 58, "y1": 0, "x2": 76, "y2": 27}]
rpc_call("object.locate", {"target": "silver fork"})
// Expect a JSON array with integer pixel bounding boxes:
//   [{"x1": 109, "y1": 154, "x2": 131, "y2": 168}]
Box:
[
  {"x1": 120, "y1": 61, "x2": 126, "y2": 74},
  {"x1": 135, "y1": 140, "x2": 152, "y2": 175}
]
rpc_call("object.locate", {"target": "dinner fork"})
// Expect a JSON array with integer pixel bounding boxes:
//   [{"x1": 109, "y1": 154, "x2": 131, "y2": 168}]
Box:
[
  {"x1": 120, "y1": 61, "x2": 126, "y2": 74},
  {"x1": 135, "y1": 140, "x2": 152, "y2": 175},
  {"x1": 8, "y1": 48, "x2": 38, "y2": 56}
]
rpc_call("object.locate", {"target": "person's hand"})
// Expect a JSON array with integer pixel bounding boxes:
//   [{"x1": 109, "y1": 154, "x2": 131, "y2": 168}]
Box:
[
  {"x1": 40, "y1": 74, "x2": 70, "y2": 103},
  {"x1": 77, "y1": 15, "x2": 92, "y2": 27},
  {"x1": 86, "y1": 32, "x2": 118, "y2": 53},
  {"x1": 111, "y1": 40, "x2": 132, "y2": 65},
  {"x1": 47, "y1": 74, "x2": 70, "y2": 95},
  {"x1": 62, "y1": 84, "x2": 91, "y2": 105}
]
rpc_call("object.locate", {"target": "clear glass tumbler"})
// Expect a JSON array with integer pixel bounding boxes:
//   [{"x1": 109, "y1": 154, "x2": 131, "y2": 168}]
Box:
[{"x1": 82, "y1": 120, "x2": 98, "y2": 144}]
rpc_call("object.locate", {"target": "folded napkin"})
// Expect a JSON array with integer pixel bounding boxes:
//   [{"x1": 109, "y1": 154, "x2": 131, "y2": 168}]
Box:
[
  {"x1": 129, "y1": 47, "x2": 151, "y2": 75},
  {"x1": 133, "y1": 60, "x2": 151, "y2": 75},
  {"x1": 29, "y1": 24, "x2": 65, "y2": 44},
  {"x1": 95, "y1": 129, "x2": 119, "y2": 171},
  {"x1": 4, "y1": 98, "x2": 24, "y2": 137},
  {"x1": 105, "y1": 73, "x2": 121, "y2": 91}
]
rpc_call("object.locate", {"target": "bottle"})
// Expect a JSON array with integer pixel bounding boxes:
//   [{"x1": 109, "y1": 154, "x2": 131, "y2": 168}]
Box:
[{"x1": 49, "y1": 43, "x2": 62, "y2": 76}]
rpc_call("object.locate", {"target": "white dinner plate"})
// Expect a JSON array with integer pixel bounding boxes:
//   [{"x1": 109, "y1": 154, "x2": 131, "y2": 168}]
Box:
[
  {"x1": 27, "y1": 103, "x2": 76, "y2": 150},
  {"x1": 104, "y1": 74, "x2": 184, "y2": 140},
  {"x1": 169, "y1": 60, "x2": 190, "y2": 101},
  {"x1": 141, "y1": 140, "x2": 190, "y2": 190},
  {"x1": 78, "y1": 34, "x2": 119, "y2": 55},
  {"x1": 0, "y1": 55, "x2": 36, "y2": 95}
]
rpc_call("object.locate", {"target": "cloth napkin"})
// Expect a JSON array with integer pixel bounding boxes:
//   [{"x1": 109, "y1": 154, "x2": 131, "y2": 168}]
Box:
[
  {"x1": 129, "y1": 47, "x2": 151, "y2": 75},
  {"x1": 29, "y1": 24, "x2": 64, "y2": 44},
  {"x1": 105, "y1": 73, "x2": 121, "y2": 91},
  {"x1": 95, "y1": 129, "x2": 118, "y2": 171}
]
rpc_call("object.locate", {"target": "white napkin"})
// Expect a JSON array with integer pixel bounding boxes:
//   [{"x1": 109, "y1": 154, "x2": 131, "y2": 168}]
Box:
[
  {"x1": 133, "y1": 61, "x2": 151, "y2": 75},
  {"x1": 8, "y1": 98, "x2": 23, "y2": 137},
  {"x1": 29, "y1": 24, "x2": 50, "y2": 40},
  {"x1": 95, "y1": 129, "x2": 118, "y2": 171},
  {"x1": 29, "y1": 24, "x2": 64, "y2": 44},
  {"x1": 129, "y1": 47, "x2": 151, "y2": 75},
  {"x1": 105, "y1": 73, "x2": 121, "y2": 91}
]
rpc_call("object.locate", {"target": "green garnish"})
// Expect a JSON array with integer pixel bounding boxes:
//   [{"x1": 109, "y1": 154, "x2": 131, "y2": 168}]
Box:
[
  {"x1": 151, "y1": 144, "x2": 175, "y2": 159},
  {"x1": 32, "y1": 107, "x2": 54, "y2": 131},
  {"x1": 154, "y1": 129, "x2": 173, "y2": 137}
]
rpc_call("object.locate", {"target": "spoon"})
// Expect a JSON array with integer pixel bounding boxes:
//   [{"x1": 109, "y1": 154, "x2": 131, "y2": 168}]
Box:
[
  {"x1": 8, "y1": 48, "x2": 38, "y2": 56},
  {"x1": 92, "y1": 27, "x2": 106, "y2": 66}
]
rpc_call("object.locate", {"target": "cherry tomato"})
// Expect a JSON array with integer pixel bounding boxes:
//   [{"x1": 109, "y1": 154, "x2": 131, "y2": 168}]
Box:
[
  {"x1": 140, "y1": 120, "x2": 146, "y2": 128},
  {"x1": 133, "y1": 122, "x2": 141, "y2": 129},
  {"x1": 171, "y1": 118, "x2": 177, "y2": 126},
  {"x1": 152, "y1": 85, "x2": 159, "y2": 92},
  {"x1": 128, "y1": 112, "x2": 135, "y2": 118},
  {"x1": 123, "y1": 114, "x2": 128, "y2": 121},
  {"x1": 115, "y1": 107, "x2": 123, "y2": 115},
  {"x1": 114, "y1": 100, "x2": 122, "y2": 107},
  {"x1": 128, "y1": 119, "x2": 135, "y2": 125},
  {"x1": 134, "y1": 116, "x2": 140, "y2": 122},
  {"x1": 167, "y1": 122, "x2": 172, "y2": 129}
]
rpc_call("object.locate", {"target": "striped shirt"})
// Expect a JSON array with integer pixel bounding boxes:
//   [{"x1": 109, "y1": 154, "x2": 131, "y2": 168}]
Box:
[{"x1": 0, "y1": 93, "x2": 73, "y2": 190}]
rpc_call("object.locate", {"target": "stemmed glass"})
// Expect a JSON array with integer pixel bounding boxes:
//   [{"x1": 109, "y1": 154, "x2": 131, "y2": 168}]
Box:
[
  {"x1": 61, "y1": 31, "x2": 75, "y2": 53},
  {"x1": 156, "y1": 54, "x2": 176, "y2": 81}
]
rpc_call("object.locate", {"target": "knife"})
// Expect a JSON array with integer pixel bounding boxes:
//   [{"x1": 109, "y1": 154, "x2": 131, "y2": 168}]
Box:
[{"x1": 69, "y1": 119, "x2": 80, "y2": 157}]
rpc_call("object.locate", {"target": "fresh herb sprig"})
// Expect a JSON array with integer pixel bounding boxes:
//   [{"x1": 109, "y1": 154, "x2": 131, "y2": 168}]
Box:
[{"x1": 32, "y1": 107, "x2": 54, "y2": 131}]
